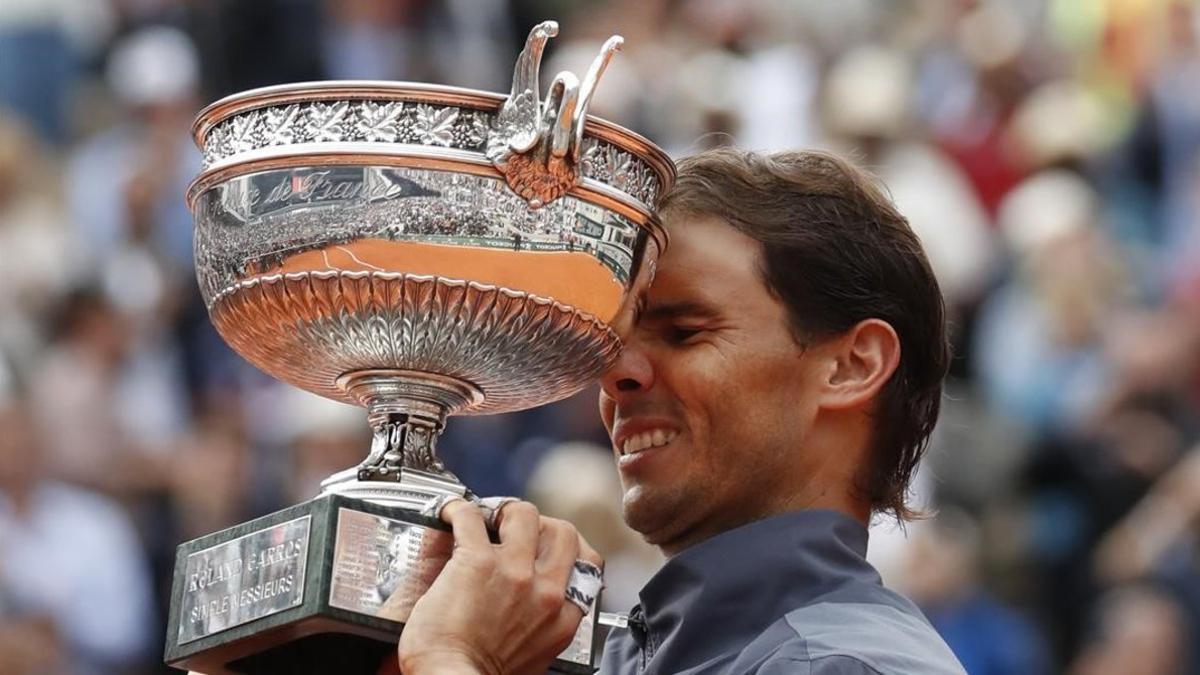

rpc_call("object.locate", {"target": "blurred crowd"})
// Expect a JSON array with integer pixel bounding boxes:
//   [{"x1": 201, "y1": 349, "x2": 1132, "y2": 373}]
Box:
[{"x1": 1, "y1": 0, "x2": 1199, "y2": 673}]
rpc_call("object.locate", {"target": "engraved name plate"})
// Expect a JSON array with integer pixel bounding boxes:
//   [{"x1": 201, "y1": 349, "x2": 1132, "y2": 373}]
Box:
[
  {"x1": 178, "y1": 516, "x2": 311, "y2": 643},
  {"x1": 329, "y1": 509, "x2": 452, "y2": 622},
  {"x1": 328, "y1": 508, "x2": 595, "y2": 667}
]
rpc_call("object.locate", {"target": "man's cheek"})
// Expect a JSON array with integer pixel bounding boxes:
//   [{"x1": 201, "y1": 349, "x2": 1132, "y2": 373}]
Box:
[{"x1": 597, "y1": 397, "x2": 615, "y2": 432}]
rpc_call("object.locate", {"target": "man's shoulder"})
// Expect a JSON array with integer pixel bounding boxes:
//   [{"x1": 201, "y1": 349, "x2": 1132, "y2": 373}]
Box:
[
  {"x1": 599, "y1": 595, "x2": 964, "y2": 675},
  {"x1": 732, "y1": 595, "x2": 965, "y2": 675}
]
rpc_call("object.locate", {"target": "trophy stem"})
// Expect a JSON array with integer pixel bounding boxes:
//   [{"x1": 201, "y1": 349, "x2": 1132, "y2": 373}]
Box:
[{"x1": 319, "y1": 369, "x2": 484, "y2": 508}]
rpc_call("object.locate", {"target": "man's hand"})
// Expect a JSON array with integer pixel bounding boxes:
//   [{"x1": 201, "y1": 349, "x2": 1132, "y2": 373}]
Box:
[{"x1": 396, "y1": 499, "x2": 602, "y2": 675}]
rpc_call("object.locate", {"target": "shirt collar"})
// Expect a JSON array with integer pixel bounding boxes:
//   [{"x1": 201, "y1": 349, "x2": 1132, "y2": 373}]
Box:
[{"x1": 632, "y1": 509, "x2": 880, "y2": 660}]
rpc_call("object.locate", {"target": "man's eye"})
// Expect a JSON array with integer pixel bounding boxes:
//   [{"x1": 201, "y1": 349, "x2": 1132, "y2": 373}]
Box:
[{"x1": 667, "y1": 326, "x2": 703, "y2": 343}]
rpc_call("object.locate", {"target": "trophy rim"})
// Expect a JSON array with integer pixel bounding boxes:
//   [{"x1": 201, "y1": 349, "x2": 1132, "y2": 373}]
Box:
[{"x1": 190, "y1": 79, "x2": 676, "y2": 198}]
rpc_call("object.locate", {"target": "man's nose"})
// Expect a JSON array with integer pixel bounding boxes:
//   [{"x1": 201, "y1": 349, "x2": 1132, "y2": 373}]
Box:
[{"x1": 599, "y1": 340, "x2": 654, "y2": 397}]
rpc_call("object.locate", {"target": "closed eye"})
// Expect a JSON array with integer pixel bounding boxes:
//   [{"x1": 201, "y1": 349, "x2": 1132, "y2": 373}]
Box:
[{"x1": 666, "y1": 325, "x2": 704, "y2": 344}]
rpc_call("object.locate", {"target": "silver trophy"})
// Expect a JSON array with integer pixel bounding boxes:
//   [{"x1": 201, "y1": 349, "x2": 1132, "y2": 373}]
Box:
[{"x1": 164, "y1": 21, "x2": 672, "y2": 675}]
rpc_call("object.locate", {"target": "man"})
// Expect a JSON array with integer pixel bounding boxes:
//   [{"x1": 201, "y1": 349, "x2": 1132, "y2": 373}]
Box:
[
  {"x1": 0, "y1": 388, "x2": 155, "y2": 673},
  {"x1": 397, "y1": 148, "x2": 965, "y2": 674}
]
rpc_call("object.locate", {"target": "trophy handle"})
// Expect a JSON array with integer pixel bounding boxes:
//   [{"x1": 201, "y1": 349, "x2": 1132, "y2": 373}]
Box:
[
  {"x1": 571, "y1": 36, "x2": 624, "y2": 162},
  {"x1": 501, "y1": 20, "x2": 558, "y2": 155},
  {"x1": 543, "y1": 71, "x2": 581, "y2": 161},
  {"x1": 487, "y1": 22, "x2": 625, "y2": 209}
]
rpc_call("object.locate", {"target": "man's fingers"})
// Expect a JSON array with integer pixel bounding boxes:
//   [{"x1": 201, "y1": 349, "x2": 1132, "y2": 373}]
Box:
[
  {"x1": 537, "y1": 521, "x2": 603, "y2": 628},
  {"x1": 495, "y1": 500, "x2": 540, "y2": 561},
  {"x1": 440, "y1": 498, "x2": 602, "y2": 626},
  {"x1": 577, "y1": 533, "x2": 602, "y2": 567},
  {"x1": 440, "y1": 498, "x2": 490, "y2": 551},
  {"x1": 535, "y1": 517, "x2": 581, "y2": 587}
]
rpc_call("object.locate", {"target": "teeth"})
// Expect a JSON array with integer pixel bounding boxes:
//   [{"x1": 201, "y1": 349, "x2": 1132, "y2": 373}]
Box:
[{"x1": 621, "y1": 429, "x2": 677, "y2": 456}]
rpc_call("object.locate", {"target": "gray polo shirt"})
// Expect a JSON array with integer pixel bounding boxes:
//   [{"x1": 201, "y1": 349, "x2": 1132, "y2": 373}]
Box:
[{"x1": 597, "y1": 510, "x2": 965, "y2": 674}]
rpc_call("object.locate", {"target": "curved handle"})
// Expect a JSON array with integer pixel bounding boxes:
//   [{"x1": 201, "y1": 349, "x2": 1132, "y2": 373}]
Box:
[
  {"x1": 544, "y1": 71, "x2": 581, "y2": 159},
  {"x1": 572, "y1": 36, "x2": 624, "y2": 162},
  {"x1": 488, "y1": 22, "x2": 625, "y2": 207}
]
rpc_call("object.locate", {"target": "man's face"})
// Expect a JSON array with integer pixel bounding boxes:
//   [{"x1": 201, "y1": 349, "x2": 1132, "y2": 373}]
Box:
[{"x1": 599, "y1": 214, "x2": 828, "y2": 554}]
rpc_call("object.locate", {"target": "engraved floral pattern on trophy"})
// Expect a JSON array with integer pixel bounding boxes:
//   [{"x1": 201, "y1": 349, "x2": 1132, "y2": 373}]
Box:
[
  {"x1": 200, "y1": 99, "x2": 660, "y2": 208},
  {"x1": 202, "y1": 101, "x2": 494, "y2": 165},
  {"x1": 206, "y1": 270, "x2": 627, "y2": 411}
]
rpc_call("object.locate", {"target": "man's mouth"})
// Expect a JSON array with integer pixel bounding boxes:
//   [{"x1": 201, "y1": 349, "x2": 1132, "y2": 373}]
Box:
[{"x1": 620, "y1": 429, "x2": 679, "y2": 456}]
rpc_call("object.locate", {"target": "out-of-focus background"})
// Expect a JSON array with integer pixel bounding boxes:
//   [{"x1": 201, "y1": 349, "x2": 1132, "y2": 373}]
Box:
[{"x1": 1, "y1": 0, "x2": 1198, "y2": 673}]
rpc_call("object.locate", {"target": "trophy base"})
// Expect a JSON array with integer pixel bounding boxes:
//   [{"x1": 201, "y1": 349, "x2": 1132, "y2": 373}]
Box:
[
  {"x1": 165, "y1": 493, "x2": 599, "y2": 674},
  {"x1": 223, "y1": 631, "x2": 395, "y2": 674}
]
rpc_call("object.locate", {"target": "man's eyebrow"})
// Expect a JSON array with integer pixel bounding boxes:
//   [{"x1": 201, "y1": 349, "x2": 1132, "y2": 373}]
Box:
[{"x1": 640, "y1": 300, "x2": 722, "y2": 322}]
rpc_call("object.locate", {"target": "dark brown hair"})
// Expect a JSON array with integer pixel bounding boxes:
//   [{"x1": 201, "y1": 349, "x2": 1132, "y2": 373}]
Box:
[{"x1": 660, "y1": 147, "x2": 949, "y2": 521}]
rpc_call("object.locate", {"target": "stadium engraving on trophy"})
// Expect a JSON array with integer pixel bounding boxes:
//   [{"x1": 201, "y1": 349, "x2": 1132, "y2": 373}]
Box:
[
  {"x1": 167, "y1": 19, "x2": 674, "y2": 674},
  {"x1": 193, "y1": 165, "x2": 643, "y2": 413}
]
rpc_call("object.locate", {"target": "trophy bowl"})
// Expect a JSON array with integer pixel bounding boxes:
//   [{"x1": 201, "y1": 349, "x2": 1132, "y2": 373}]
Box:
[{"x1": 165, "y1": 21, "x2": 673, "y2": 675}]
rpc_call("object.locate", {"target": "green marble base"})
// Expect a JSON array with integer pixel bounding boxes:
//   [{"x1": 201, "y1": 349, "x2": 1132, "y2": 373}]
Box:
[{"x1": 164, "y1": 493, "x2": 599, "y2": 674}]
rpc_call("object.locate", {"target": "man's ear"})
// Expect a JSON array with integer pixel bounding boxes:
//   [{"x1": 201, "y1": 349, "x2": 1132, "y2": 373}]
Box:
[{"x1": 819, "y1": 318, "x2": 901, "y2": 410}]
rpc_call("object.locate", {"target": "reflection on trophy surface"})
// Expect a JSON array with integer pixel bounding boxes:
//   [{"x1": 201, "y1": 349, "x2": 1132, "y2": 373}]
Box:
[{"x1": 164, "y1": 19, "x2": 673, "y2": 675}]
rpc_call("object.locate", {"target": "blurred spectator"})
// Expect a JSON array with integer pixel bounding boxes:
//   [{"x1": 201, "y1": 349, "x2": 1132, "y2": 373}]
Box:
[
  {"x1": 66, "y1": 25, "x2": 200, "y2": 277},
  {"x1": 1069, "y1": 585, "x2": 1191, "y2": 675},
  {"x1": 0, "y1": 116, "x2": 80, "y2": 364},
  {"x1": 1151, "y1": 2, "x2": 1200, "y2": 288},
  {"x1": 1093, "y1": 447, "x2": 1200, "y2": 671},
  {"x1": 189, "y1": 0, "x2": 324, "y2": 97},
  {"x1": 317, "y1": 0, "x2": 514, "y2": 88},
  {"x1": 276, "y1": 388, "x2": 371, "y2": 504},
  {"x1": 167, "y1": 410, "x2": 256, "y2": 542},
  {"x1": 0, "y1": 392, "x2": 154, "y2": 674},
  {"x1": 822, "y1": 44, "x2": 996, "y2": 339},
  {"x1": 321, "y1": 0, "x2": 433, "y2": 82},
  {"x1": 924, "y1": 0, "x2": 1031, "y2": 216},
  {"x1": 0, "y1": 0, "x2": 114, "y2": 145},
  {"x1": 28, "y1": 288, "x2": 184, "y2": 495},
  {"x1": 53, "y1": 26, "x2": 199, "y2": 498},
  {"x1": 976, "y1": 169, "x2": 1130, "y2": 435},
  {"x1": 897, "y1": 509, "x2": 1051, "y2": 675}
]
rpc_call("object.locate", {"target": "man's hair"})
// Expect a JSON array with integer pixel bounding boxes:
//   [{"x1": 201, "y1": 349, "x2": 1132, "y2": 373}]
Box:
[{"x1": 660, "y1": 148, "x2": 949, "y2": 521}]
